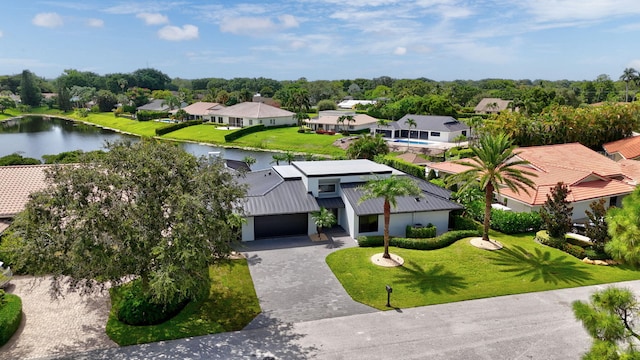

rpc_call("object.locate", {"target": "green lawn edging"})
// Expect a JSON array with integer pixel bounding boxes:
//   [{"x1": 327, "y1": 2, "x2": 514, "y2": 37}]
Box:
[
  {"x1": 0, "y1": 293, "x2": 22, "y2": 346},
  {"x1": 357, "y1": 229, "x2": 481, "y2": 250}
]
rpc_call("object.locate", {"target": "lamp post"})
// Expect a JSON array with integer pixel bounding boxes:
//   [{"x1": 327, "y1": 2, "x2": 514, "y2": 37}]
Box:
[{"x1": 385, "y1": 285, "x2": 393, "y2": 307}]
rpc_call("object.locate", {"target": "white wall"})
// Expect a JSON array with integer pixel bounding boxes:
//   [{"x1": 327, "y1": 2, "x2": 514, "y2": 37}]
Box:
[
  {"x1": 242, "y1": 217, "x2": 255, "y2": 241},
  {"x1": 352, "y1": 211, "x2": 451, "y2": 238},
  {"x1": 496, "y1": 194, "x2": 627, "y2": 221}
]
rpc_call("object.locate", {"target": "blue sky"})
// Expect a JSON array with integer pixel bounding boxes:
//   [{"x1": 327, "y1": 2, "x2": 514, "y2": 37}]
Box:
[{"x1": 1, "y1": 1, "x2": 640, "y2": 81}]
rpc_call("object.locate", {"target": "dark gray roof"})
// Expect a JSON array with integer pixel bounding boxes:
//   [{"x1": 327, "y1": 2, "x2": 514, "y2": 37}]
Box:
[
  {"x1": 237, "y1": 169, "x2": 284, "y2": 196},
  {"x1": 391, "y1": 115, "x2": 469, "y2": 133},
  {"x1": 137, "y1": 99, "x2": 168, "y2": 111},
  {"x1": 340, "y1": 180, "x2": 462, "y2": 216},
  {"x1": 316, "y1": 197, "x2": 345, "y2": 209},
  {"x1": 244, "y1": 180, "x2": 319, "y2": 216}
]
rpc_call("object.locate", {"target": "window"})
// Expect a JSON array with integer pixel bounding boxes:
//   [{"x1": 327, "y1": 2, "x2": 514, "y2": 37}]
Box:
[
  {"x1": 249, "y1": 119, "x2": 253, "y2": 126},
  {"x1": 430, "y1": 131, "x2": 441, "y2": 137},
  {"x1": 462, "y1": 131, "x2": 467, "y2": 136},
  {"x1": 318, "y1": 184, "x2": 336, "y2": 193},
  {"x1": 270, "y1": 119, "x2": 276, "y2": 125},
  {"x1": 359, "y1": 215, "x2": 378, "y2": 233},
  {"x1": 218, "y1": 117, "x2": 223, "y2": 124}
]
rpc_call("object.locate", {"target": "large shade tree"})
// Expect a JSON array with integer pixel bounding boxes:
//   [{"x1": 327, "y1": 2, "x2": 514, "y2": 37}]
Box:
[
  {"x1": 359, "y1": 175, "x2": 422, "y2": 259},
  {"x1": 446, "y1": 133, "x2": 536, "y2": 242},
  {"x1": 8, "y1": 140, "x2": 246, "y2": 306}
]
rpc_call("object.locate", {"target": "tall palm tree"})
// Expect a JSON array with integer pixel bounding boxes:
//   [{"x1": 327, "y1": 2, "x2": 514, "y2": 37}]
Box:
[
  {"x1": 620, "y1": 68, "x2": 638, "y2": 102},
  {"x1": 445, "y1": 133, "x2": 537, "y2": 242},
  {"x1": 359, "y1": 175, "x2": 422, "y2": 259},
  {"x1": 337, "y1": 115, "x2": 346, "y2": 132},
  {"x1": 404, "y1": 118, "x2": 417, "y2": 150},
  {"x1": 345, "y1": 115, "x2": 355, "y2": 132}
]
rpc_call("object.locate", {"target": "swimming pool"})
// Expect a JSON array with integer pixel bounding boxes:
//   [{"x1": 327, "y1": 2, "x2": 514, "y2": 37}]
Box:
[{"x1": 392, "y1": 139, "x2": 434, "y2": 145}]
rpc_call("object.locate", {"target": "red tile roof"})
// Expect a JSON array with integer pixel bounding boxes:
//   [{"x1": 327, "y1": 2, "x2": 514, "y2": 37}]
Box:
[
  {"x1": 603, "y1": 136, "x2": 640, "y2": 160},
  {"x1": 0, "y1": 165, "x2": 51, "y2": 218},
  {"x1": 429, "y1": 143, "x2": 635, "y2": 206}
]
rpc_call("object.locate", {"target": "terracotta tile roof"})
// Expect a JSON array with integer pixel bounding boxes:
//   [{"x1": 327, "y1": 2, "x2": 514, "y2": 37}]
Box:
[
  {"x1": 603, "y1": 136, "x2": 640, "y2": 160},
  {"x1": 428, "y1": 143, "x2": 635, "y2": 206},
  {"x1": 396, "y1": 153, "x2": 430, "y2": 166},
  {"x1": 0, "y1": 165, "x2": 51, "y2": 218}
]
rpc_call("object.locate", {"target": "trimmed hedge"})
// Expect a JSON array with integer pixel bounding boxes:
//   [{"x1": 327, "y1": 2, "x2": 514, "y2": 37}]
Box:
[
  {"x1": 534, "y1": 230, "x2": 590, "y2": 260},
  {"x1": 452, "y1": 215, "x2": 481, "y2": 231},
  {"x1": 155, "y1": 120, "x2": 204, "y2": 136},
  {"x1": 490, "y1": 210, "x2": 542, "y2": 234},
  {"x1": 375, "y1": 156, "x2": 426, "y2": 179},
  {"x1": 137, "y1": 110, "x2": 169, "y2": 122},
  {"x1": 406, "y1": 224, "x2": 436, "y2": 238},
  {"x1": 224, "y1": 124, "x2": 266, "y2": 142},
  {"x1": 357, "y1": 229, "x2": 481, "y2": 250},
  {"x1": 0, "y1": 293, "x2": 22, "y2": 346},
  {"x1": 112, "y1": 280, "x2": 188, "y2": 326}
]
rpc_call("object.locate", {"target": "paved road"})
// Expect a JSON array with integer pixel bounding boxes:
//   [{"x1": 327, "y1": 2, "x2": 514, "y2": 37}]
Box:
[{"x1": 67, "y1": 280, "x2": 640, "y2": 360}]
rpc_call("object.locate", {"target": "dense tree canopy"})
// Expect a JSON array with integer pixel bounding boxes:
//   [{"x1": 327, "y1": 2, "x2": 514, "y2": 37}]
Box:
[{"x1": 7, "y1": 140, "x2": 247, "y2": 306}]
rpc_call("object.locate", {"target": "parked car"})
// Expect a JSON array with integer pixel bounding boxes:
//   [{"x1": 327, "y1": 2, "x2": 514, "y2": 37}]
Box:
[{"x1": 571, "y1": 220, "x2": 594, "y2": 235}]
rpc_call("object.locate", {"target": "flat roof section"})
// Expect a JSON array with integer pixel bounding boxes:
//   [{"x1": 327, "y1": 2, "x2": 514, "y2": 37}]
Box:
[{"x1": 292, "y1": 159, "x2": 393, "y2": 177}]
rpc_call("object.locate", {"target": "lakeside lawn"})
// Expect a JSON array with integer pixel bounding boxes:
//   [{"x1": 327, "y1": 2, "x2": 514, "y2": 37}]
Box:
[
  {"x1": 231, "y1": 126, "x2": 347, "y2": 157},
  {"x1": 326, "y1": 231, "x2": 640, "y2": 310},
  {"x1": 161, "y1": 124, "x2": 232, "y2": 144},
  {"x1": 106, "y1": 259, "x2": 261, "y2": 346}
]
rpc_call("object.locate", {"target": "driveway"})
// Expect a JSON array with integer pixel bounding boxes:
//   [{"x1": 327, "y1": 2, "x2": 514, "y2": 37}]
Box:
[{"x1": 235, "y1": 228, "x2": 376, "y2": 328}]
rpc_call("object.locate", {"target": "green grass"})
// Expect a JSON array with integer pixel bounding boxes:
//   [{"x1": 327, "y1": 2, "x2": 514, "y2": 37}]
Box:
[
  {"x1": 105, "y1": 259, "x2": 261, "y2": 346},
  {"x1": 231, "y1": 126, "x2": 347, "y2": 156},
  {"x1": 161, "y1": 124, "x2": 233, "y2": 144},
  {"x1": 327, "y1": 232, "x2": 640, "y2": 310},
  {"x1": 0, "y1": 294, "x2": 22, "y2": 346}
]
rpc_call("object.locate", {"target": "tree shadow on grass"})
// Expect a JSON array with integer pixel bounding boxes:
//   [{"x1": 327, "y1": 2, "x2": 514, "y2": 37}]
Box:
[
  {"x1": 394, "y1": 261, "x2": 468, "y2": 295},
  {"x1": 487, "y1": 245, "x2": 593, "y2": 285}
]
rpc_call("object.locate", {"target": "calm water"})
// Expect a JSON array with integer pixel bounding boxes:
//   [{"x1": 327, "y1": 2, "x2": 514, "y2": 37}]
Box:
[{"x1": 0, "y1": 116, "x2": 283, "y2": 170}]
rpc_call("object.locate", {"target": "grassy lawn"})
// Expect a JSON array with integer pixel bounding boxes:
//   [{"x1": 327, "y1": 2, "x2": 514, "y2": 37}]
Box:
[
  {"x1": 62, "y1": 112, "x2": 166, "y2": 137},
  {"x1": 161, "y1": 124, "x2": 233, "y2": 144},
  {"x1": 231, "y1": 127, "x2": 347, "y2": 157},
  {"x1": 327, "y1": 231, "x2": 640, "y2": 310},
  {"x1": 106, "y1": 259, "x2": 261, "y2": 346}
]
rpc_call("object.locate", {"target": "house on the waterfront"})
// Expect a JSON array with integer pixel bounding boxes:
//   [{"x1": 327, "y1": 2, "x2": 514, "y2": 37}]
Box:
[
  {"x1": 373, "y1": 114, "x2": 470, "y2": 143},
  {"x1": 305, "y1": 111, "x2": 380, "y2": 132},
  {"x1": 428, "y1": 143, "x2": 635, "y2": 220},
  {"x1": 237, "y1": 159, "x2": 462, "y2": 241},
  {"x1": 178, "y1": 102, "x2": 225, "y2": 121},
  {"x1": 208, "y1": 102, "x2": 296, "y2": 128}
]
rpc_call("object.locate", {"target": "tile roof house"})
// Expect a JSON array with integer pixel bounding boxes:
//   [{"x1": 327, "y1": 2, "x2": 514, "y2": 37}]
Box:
[
  {"x1": 0, "y1": 165, "x2": 51, "y2": 233},
  {"x1": 178, "y1": 102, "x2": 225, "y2": 121},
  {"x1": 305, "y1": 111, "x2": 380, "y2": 132},
  {"x1": 474, "y1": 98, "x2": 512, "y2": 114},
  {"x1": 237, "y1": 159, "x2": 461, "y2": 241},
  {"x1": 373, "y1": 114, "x2": 470, "y2": 143},
  {"x1": 427, "y1": 143, "x2": 635, "y2": 220},
  {"x1": 208, "y1": 102, "x2": 296, "y2": 128},
  {"x1": 603, "y1": 136, "x2": 640, "y2": 161}
]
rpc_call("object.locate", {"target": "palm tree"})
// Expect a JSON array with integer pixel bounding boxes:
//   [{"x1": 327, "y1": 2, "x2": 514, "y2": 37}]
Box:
[
  {"x1": 270, "y1": 153, "x2": 287, "y2": 166},
  {"x1": 337, "y1": 115, "x2": 346, "y2": 132},
  {"x1": 620, "y1": 68, "x2": 638, "y2": 102},
  {"x1": 161, "y1": 95, "x2": 181, "y2": 111},
  {"x1": 445, "y1": 133, "x2": 537, "y2": 242},
  {"x1": 242, "y1": 156, "x2": 256, "y2": 170},
  {"x1": 283, "y1": 151, "x2": 295, "y2": 165},
  {"x1": 345, "y1": 115, "x2": 355, "y2": 132},
  {"x1": 296, "y1": 112, "x2": 310, "y2": 130},
  {"x1": 359, "y1": 175, "x2": 422, "y2": 259},
  {"x1": 404, "y1": 118, "x2": 417, "y2": 150},
  {"x1": 311, "y1": 207, "x2": 336, "y2": 239}
]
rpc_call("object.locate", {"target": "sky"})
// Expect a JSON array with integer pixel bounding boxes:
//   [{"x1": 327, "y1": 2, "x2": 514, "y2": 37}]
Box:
[{"x1": 1, "y1": 1, "x2": 640, "y2": 81}]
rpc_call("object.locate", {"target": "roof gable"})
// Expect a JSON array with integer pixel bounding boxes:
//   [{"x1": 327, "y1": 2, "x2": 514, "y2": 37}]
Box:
[
  {"x1": 603, "y1": 135, "x2": 640, "y2": 160},
  {"x1": 211, "y1": 102, "x2": 294, "y2": 118}
]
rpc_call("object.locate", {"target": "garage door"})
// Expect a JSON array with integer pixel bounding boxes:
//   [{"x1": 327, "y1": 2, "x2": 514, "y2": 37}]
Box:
[{"x1": 254, "y1": 213, "x2": 308, "y2": 239}]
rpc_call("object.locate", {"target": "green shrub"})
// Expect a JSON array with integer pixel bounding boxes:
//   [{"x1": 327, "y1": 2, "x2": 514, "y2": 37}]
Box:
[
  {"x1": 123, "y1": 105, "x2": 137, "y2": 114},
  {"x1": 0, "y1": 293, "x2": 22, "y2": 346},
  {"x1": 584, "y1": 248, "x2": 610, "y2": 261},
  {"x1": 113, "y1": 280, "x2": 188, "y2": 326},
  {"x1": 490, "y1": 210, "x2": 542, "y2": 234},
  {"x1": 155, "y1": 120, "x2": 203, "y2": 136},
  {"x1": 136, "y1": 110, "x2": 169, "y2": 122},
  {"x1": 452, "y1": 215, "x2": 481, "y2": 231},
  {"x1": 357, "y1": 229, "x2": 481, "y2": 250},
  {"x1": 375, "y1": 156, "x2": 426, "y2": 179},
  {"x1": 406, "y1": 224, "x2": 436, "y2": 238},
  {"x1": 224, "y1": 124, "x2": 266, "y2": 142},
  {"x1": 561, "y1": 243, "x2": 586, "y2": 259}
]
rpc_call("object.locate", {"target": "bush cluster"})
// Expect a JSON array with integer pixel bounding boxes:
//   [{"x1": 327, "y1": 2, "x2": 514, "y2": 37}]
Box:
[
  {"x1": 224, "y1": 124, "x2": 265, "y2": 142},
  {"x1": 113, "y1": 280, "x2": 188, "y2": 326},
  {"x1": 535, "y1": 230, "x2": 609, "y2": 260},
  {"x1": 375, "y1": 156, "x2": 426, "y2": 179},
  {"x1": 451, "y1": 215, "x2": 481, "y2": 231},
  {"x1": 155, "y1": 120, "x2": 204, "y2": 136},
  {"x1": 136, "y1": 110, "x2": 170, "y2": 122},
  {"x1": 0, "y1": 292, "x2": 22, "y2": 346},
  {"x1": 315, "y1": 129, "x2": 336, "y2": 135},
  {"x1": 406, "y1": 224, "x2": 436, "y2": 238},
  {"x1": 490, "y1": 210, "x2": 542, "y2": 234},
  {"x1": 358, "y1": 229, "x2": 481, "y2": 250}
]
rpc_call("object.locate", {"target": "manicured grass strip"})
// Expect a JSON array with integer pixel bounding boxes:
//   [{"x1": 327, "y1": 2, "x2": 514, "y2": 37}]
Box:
[
  {"x1": 64, "y1": 112, "x2": 166, "y2": 137},
  {"x1": 326, "y1": 232, "x2": 640, "y2": 310},
  {"x1": 106, "y1": 259, "x2": 261, "y2": 346},
  {"x1": 231, "y1": 127, "x2": 347, "y2": 156},
  {"x1": 0, "y1": 294, "x2": 22, "y2": 346},
  {"x1": 161, "y1": 124, "x2": 233, "y2": 144}
]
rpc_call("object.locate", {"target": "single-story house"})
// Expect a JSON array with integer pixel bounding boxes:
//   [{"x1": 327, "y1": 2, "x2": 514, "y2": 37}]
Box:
[
  {"x1": 177, "y1": 102, "x2": 225, "y2": 121},
  {"x1": 0, "y1": 165, "x2": 51, "y2": 234},
  {"x1": 474, "y1": 98, "x2": 512, "y2": 114},
  {"x1": 337, "y1": 100, "x2": 376, "y2": 109},
  {"x1": 603, "y1": 135, "x2": 640, "y2": 161},
  {"x1": 305, "y1": 111, "x2": 380, "y2": 132},
  {"x1": 373, "y1": 115, "x2": 470, "y2": 143},
  {"x1": 428, "y1": 143, "x2": 636, "y2": 220},
  {"x1": 136, "y1": 99, "x2": 187, "y2": 112},
  {"x1": 237, "y1": 159, "x2": 462, "y2": 241},
  {"x1": 208, "y1": 102, "x2": 296, "y2": 128}
]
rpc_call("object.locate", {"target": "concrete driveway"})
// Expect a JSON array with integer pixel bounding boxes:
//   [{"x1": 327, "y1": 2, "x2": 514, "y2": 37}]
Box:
[{"x1": 235, "y1": 228, "x2": 376, "y2": 328}]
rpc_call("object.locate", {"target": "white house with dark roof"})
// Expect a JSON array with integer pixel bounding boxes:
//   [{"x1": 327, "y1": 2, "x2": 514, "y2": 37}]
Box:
[
  {"x1": 208, "y1": 102, "x2": 296, "y2": 127},
  {"x1": 237, "y1": 159, "x2": 462, "y2": 241},
  {"x1": 373, "y1": 114, "x2": 470, "y2": 143}
]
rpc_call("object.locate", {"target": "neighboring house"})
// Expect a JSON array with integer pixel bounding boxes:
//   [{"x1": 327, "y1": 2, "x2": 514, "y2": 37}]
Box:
[
  {"x1": 0, "y1": 165, "x2": 51, "y2": 234},
  {"x1": 395, "y1": 153, "x2": 430, "y2": 167},
  {"x1": 305, "y1": 111, "x2": 380, "y2": 132},
  {"x1": 137, "y1": 99, "x2": 187, "y2": 112},
  {"x1": 373, "y1": 115, "x2": 470, "y2": 143},
  {"x1": 178, "y1": 102, "x2": 225, "y2": 121},
  {"x1": 252, "y1": 94, "x2": 280, "y2": 107},
  {"x1": 603, "y1": 135, "x2": 640, "y2": 161},
  {"x1": 208, "y1": 102, "x2": 296, "y2": 127},
  {"x1": 474, "y1": 98, "x2": 512, "y2": 114},
  {"x1": 337, "y1": 100, "x2": 376, "y2": 109},
  {"x1": 428, "y1": 143, "x2": 635, "y2": 220},
  {"x1": 237, "y1": 159, "x2": 462, "y2": 241}
]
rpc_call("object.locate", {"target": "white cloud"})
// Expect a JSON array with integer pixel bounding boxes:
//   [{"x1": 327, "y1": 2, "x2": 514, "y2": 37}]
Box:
[
  {"x1": 516, "y1": 0, "x2": 640, "y2": 23},
  {"x1": 394, "y1": 46, "x2": 407, "y2": 55},
  {"x1": 136, "y1": 12, "x2": 169, "y2": 25},
  {"x1": 32, "y1": 12, "x2": 64, "y2": 28},
  {"x1": 220, "y1": 14, "x2": 300, "y2": 36},
  {"x1": 158, "y1": 24, "x2": 198, "y2": 41},
  {"x1": 103, "y1": 2, "x2": 184, "y2": 15},
  {"x1": 279, "y1": 14, "x2": 299, "y2": 28},
  {"x1": 87, "y1": 18, "x2": 104, "y2": 27}
]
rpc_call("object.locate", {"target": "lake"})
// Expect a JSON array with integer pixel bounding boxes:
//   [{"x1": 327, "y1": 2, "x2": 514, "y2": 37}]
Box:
[{"x1": 0, "y1": 116, "x2": 285, "y2": 170}]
